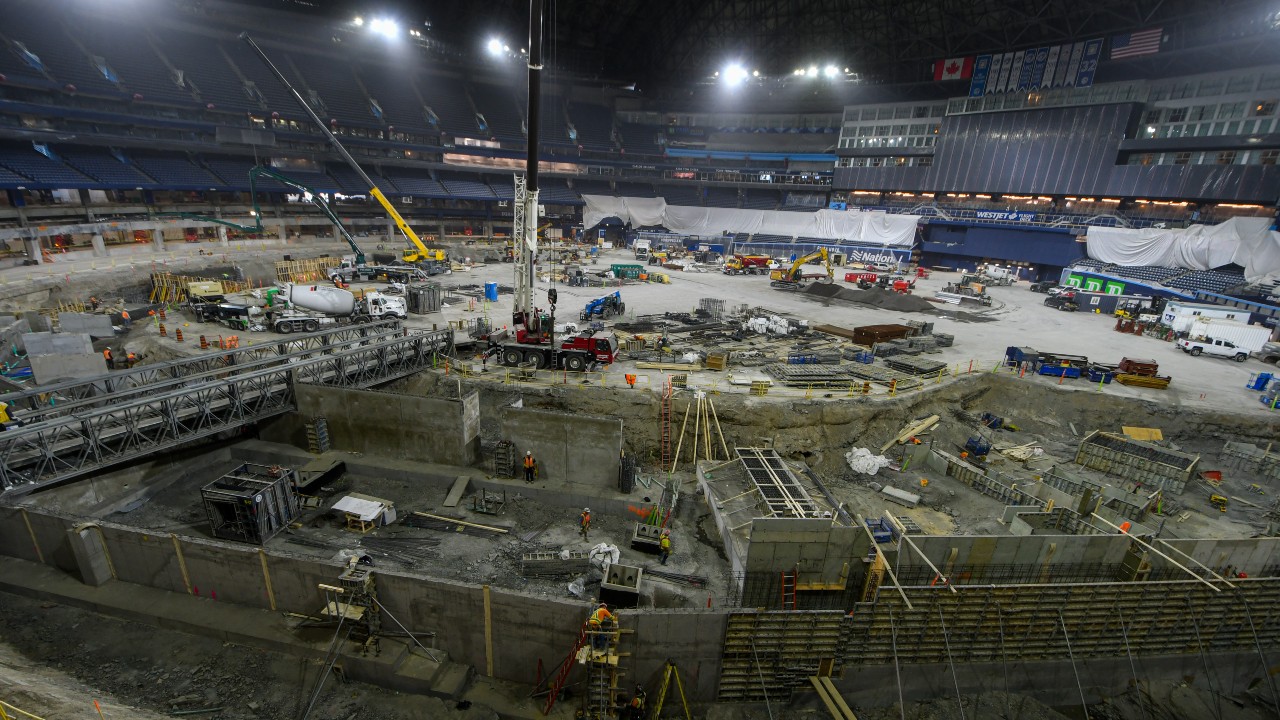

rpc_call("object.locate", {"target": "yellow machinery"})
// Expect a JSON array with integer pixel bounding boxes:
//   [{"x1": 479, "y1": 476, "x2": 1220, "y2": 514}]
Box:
[
  {"x1": 241, "y1": 33, "x2": 445, "y2": 267},
  {"x1": 1210, "y1": 494, "x2": 1228, "y2": 512},
  {"x1": 770, "y1": 247, "x2": 833, "y2": 287}
]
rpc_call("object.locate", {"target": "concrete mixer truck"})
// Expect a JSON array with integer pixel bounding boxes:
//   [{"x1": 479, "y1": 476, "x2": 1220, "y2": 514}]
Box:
[{"x1": 264, "y1": 283, "x2": 407, "y2": 333}]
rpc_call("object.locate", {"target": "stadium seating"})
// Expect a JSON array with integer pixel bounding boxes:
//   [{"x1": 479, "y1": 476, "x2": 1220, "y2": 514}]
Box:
[
  {"x1": 614, "y1": 182, "x2": 657, "y2": 198},
  {"x1": 573, "y1": 180, "x2": 614, "y2": 197},
  {"x1": 57, "y1": 147, "x2": 155, "y2": 186},
  {"x1": 657, "y1": 185, "x2": 701, "y2": 206},
  {"x1": 423, "y1": 77, "x2": 481, "y2": 139},
  {"x1": 617, "y1": 123, "x2": 664, "y2": 155},
  {"x1": 1166, "y1": 270, "x2": 1246, "y2": 294},
  {"x1": 202, "y1": 157, "x2": 291, "y2": 191},
  {"x1": 470, "y1": 81, "x2": 526, "y2": 142},
  {"x1": 357, "y1": 70, "x2": 434, "y2": 134},
  {"x1": 74, "y1": 17, "x2": 197, "y2": 106},
  {"x1": 487, "y1": 174, "x2": 516, "y2": 200},
  {"x1": 438, "y1": 171, "x2": 496, "y2": 199},
  {"x1": 704, "y1": 187, "x2": 740, "y2": 208},
  {"x1": 0, "y1": 144, "x2": 92, "y2": 185},
  {"x1": 1110, "y1": 265, "x2": 1183, "y2": 283},
  {"x1": 131, "y1": 155, "x2": 223, "y2": 189},
  {"x1": 539, "y1": 93, "x2": 574, "y2": 146},
  {"x1": 751, "y1": 234, "x2": 791, "y2": 243},
  {"x1": 539, "y1": 179, "x2": 581, "y2": 205},
  {"x1": 2, "y1": 13, "x2": 123, "y2": 97},
  {"x1": 291, "y1": 56, "x2": 379, "y2": 128},
  {"x1": 742, "y1": 189, "x2": 781, "y2": 210},
  {"x1": 155, "y1": 31, "x2": 255, "y2": 112},
  {"x1": 568, "y1": 102, "x2": 615, "y2": 151},
  {"x1": 381, "y1": 170, "x2": 448, "y2": 198}
]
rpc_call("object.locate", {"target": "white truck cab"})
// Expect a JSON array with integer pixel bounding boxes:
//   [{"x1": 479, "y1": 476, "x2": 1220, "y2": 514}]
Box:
[{"x1": 1177, "y1": 337, "x2": 1249, "y2": 362}]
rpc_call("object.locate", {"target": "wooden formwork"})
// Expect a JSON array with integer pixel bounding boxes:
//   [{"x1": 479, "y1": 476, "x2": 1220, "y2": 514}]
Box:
[
  {"x1": 275, "y1": 257, "x2": 341, "y2": 283},
  {"x1": 149, "y1": 273, "x2": 252, "y2": 304}
]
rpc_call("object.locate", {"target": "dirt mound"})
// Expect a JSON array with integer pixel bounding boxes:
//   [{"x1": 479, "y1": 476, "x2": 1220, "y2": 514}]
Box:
[{"x1": 804, "y1": 283, "x2": 936, "y2": 312}]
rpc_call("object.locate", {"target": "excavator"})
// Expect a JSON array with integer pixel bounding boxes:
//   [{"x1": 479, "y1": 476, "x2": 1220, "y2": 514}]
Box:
[
  {"x1": 769, "y1": 248, "x2": 834, "y2": 290},
  {"x1": 239, "y1": 34, "x2": 446, "y2": 269}
]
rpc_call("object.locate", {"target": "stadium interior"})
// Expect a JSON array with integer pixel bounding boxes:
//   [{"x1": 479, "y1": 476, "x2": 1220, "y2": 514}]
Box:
[{"x1": 2, "y1": 0, "x2": 1280, "y2": 718}]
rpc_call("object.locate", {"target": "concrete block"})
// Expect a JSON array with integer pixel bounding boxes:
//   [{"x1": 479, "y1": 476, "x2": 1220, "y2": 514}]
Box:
[
  {"x1": 66, "y1": 526, "x2": 113, "y2": 586},
  {"x1": 57, "y1": 312, "x2": 115, "y2": 338},
  {"x1": 30, "y1": 353, "x2": 107, "y2": 384},
  {"x1": 21, "y1": 331, "x2": 95, "y2": 357}
]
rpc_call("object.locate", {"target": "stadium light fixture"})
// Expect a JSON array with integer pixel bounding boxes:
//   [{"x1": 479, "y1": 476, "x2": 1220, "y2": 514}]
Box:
[
  {"x1": 752, "y1": 70, "x2": 759, "y2": 77},
  {"x1": 487, "y1": 38, "x2": 503, "y2": 55},
  {"x1": 352, "y1": 16, "x2": 363, "y2": 26},
  {"x1": 723, "y1": 63, "x2": 749, "y2": 86},
  {"x1": 823, "y1": 65, "x2": 838, "y2": 78},
  {"x1": 807, "y1": 65, "x2": 818, "y2": 77},
  {"x1": 369, "y1": 18, "x2": 399, "y2": 38}
]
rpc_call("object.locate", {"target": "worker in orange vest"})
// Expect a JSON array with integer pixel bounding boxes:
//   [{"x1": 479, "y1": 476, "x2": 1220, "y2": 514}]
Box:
[
  {"x1": 102, "y1": 347, "x2": 114, "y2": 370},
  {"x1": 121, "y1": 309, "x2": 131, "y2": 328},
  {"x1": 587, "y1": 602, "x2": 614, "y2": 651},
  {"x1": 523, "y1": 451, "x2": 537, "y2": 482},
  {"x1": 579, "y1": 507, "x2": 591, "y2": 540}
]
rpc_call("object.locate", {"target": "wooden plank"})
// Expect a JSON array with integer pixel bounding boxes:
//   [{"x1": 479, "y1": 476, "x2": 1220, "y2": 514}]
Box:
[
  {"x1": 443, "y1": 476, "x2": 470, "y2": 507},
  {"x1": 809, "y1": 677, "x2": 845, "y2": 720},
  {"x1": 412, "y1": 511, "x2": 510, "y2": 534},
  {"x1": 1122, "y1": 426, "x2": 1164, "y2": 441},
  {"x1": 880, "y1": 414, "x2": 940, "y2": 453},
  {"x1": 819, "y1": 677, "x2": 859, "y2": 720}
]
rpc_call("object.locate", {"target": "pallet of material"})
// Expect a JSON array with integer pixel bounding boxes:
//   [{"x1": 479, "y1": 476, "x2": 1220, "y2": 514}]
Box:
[
  {"x1": 884, "y1": 356, "x2": 947, "y2": 376},
  {"x1": 853, "y1": 324, "x2": 913, "y2": 345},
  {"x1": 1114, "y1": 373, "x2": 1172, "y2": 389},
  {"x1": 933, "y1": 333, "x2": 954, "y2": 347},
  {"x1": 764, "y1": 364, "x2": 854, "y2": 387},
  {"x1": 634, "y1": 361, "x2": 705, "y2": 371},
  {"x1": 811, "y1": 324, "x2": 860, "y2": 341}
]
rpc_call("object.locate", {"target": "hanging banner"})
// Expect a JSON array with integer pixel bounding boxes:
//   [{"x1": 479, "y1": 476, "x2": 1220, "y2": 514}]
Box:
[{"x1": 969, "y1": 54, "x2": 993, "y2": 96}]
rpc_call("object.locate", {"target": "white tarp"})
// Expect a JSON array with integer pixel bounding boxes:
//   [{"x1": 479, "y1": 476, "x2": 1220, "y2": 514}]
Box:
[
  {"x1": 1086, "y1": 217, "x2": 1280, "y2": 282},
  {"x1": 583, "y1": 195, "x2": 919, "y2": 247}
]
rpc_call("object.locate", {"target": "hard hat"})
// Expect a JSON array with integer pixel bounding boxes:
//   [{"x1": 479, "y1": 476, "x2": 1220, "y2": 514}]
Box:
[
  {"x1": 598, "y1": 602, "x2": 607, "y2": 608},
  {"x1": 583, "y1": 507, "x2": 590, "y2": 513},
  {"x1": 662, "y1": 529, "x2": 670, "y2": 535},
  {"x1": 526, "y1": 450, "x2": 532, "y2": 456}
]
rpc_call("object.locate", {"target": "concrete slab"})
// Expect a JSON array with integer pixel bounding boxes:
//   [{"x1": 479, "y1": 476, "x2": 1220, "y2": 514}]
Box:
[
  {"x1": 21, "y1": 331, "x2": 94, "y2": 356},
  {"x1": 57, "y1": 312, "x2": 115, "y2": 338},
  {"x1": 29, "y1": 352, "x2": 107, "y2": 383}
]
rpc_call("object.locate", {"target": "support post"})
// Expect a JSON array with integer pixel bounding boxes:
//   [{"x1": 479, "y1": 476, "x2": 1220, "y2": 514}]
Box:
[{"x1": 151, "y1": 227, "x2": 165, "y2": 252}]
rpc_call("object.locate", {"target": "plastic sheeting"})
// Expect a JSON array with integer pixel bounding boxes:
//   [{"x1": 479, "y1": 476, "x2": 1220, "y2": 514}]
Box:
[
  {"x1": 583, "y1": 195, "x2": 919, "y2": 246},
  {"x1": 1086, "y1": 217, "x2": 1280, "y2": 282}
]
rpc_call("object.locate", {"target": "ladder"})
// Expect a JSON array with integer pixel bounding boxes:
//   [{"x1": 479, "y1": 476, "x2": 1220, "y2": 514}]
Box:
[
  {"x1": 780, "y1": 569, "x2": 797, "y2": 610},
  {"x1": 583, "y1": 619, "x2": 628, "y2": 719},
  {"x1": 660, "y1": 377, "x2": 673, "y2": 470},
  {"x1": 650, "y1": 660, "x2": 693, "y2": 720},
  {"x1": 541, "y1": 622, "x2": 587, "y2": 716}
]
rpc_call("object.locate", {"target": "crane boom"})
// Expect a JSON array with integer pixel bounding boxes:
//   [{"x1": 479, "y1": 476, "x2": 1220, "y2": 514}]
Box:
[{"x1": 239, "y1": 33, "x2": 437, "y2": 264}]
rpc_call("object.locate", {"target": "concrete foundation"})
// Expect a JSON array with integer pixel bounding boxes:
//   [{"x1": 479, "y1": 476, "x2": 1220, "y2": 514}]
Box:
[
  {"x1": 290, "y1": 384, "x2": 480, "y2": 466},
  {"x1": 29, "y1": 353, "x2": 108, "y2": 383},
  {"x1": 56, "y1": 312, "x2": 115, "y2": 338},
  {"x1": 501, "y1": 405, "x2": 623, "y2": 490},
  {"x1": 21, "y1": 331, "x2": 95, "y2": 356}
]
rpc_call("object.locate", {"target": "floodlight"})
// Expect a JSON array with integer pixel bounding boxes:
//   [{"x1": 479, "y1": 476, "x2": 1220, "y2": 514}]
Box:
[
  {"x1": 824, "y1": 65, "x2": 838, "y2": 78},
  {"x1": 353, "y1": 16, "x2": 363, "y2": 26},
  {"x1": 723, "y1": 64, "x2": 749, "y2": 85},
  {"x1": 752, "y1": 70, "x2": 759, "y2": 77},
  {"x1": 807, "y1": 65, "x2": 818, "y2": 77},
  {"x1": 369, "y1": 18, "x2": 399, "y2": 38},
  {"x1": 487, "y1": 38, "x2": 503, "y2": 55}
]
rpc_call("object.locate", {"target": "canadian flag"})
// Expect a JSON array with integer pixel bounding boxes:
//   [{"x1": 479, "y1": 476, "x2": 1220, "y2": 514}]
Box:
[{"x1": 933, "y1": 57, "x2": 975, "y2": 81}]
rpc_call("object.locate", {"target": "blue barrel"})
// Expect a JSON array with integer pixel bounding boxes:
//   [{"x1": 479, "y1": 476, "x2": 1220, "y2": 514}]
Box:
[{"x1": 484, "y1": 282, "x2": 498, "y2": 301}]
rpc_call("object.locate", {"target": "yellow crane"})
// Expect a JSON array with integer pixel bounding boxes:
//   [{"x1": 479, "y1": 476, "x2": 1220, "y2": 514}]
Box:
[
  {"x1": 770, "y1": 247, "x2": 834, "y2": 289},
  {"x1": 241, "y1": 34, "x2": 444, "y2": 266}
]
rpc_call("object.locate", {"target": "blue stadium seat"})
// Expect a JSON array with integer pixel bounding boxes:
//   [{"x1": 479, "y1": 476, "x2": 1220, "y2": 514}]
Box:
[
  {"x1": 131, "y1": 155, "x2": 222, "y2": 189},
  {"x1": 470, "y1": 81, "x2": 526, "y2": 142},
  {"x1": 57, "y1": 147, "x2": 155, "y2": 186},
  {"x1": 0, "y1": 143, "x2": 92, "y2": 186}
]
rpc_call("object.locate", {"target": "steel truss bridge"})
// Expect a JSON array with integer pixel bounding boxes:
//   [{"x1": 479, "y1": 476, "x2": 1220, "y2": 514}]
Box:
[{"x1": 0, "y1": 321, "x2": 453, "y2": 495}]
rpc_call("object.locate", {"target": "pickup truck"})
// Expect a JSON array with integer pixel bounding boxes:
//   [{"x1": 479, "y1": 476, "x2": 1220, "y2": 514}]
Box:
[
  {"x1": 1261, "y1": 342, "x2": 1280, "y2": 365},
  {"x1": 1177, "y1": 337, "x2": 1249, "y2": 362}
]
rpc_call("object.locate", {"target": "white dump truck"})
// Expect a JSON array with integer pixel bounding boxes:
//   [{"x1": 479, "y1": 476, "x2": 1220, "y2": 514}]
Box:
[{"x1": 264, "y1": 284, "x2": 407, "y2": 333}]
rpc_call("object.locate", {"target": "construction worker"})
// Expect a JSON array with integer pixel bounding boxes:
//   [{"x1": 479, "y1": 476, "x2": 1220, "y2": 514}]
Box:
[
  {"x1": 523, "y1": 451, "x2": 537, "y2": 483},
  {"x1": 0, "y1": 401, "x2": 16, "y2": 430},
  {"x1": 625, "y1": 686, "x2": 647, "y2": 720},
  {"x1": 102, "y1": 347, "x2": 114, "y2": 370},
  {"x1": 125, "y1": 351, "x2": 138, "y2": 369},
  {"x1": 587, "y1": 602, "x2": 614, "y2": 652},
  {"x1": 121, "y1": 309, "x2": 131, "y2": 328},
  {"x1": 659, "y1": 529, "x2": 672, "y2": 565},
  {"x1": 579, "y1": 507, "x2": 591, "y2": 541}
]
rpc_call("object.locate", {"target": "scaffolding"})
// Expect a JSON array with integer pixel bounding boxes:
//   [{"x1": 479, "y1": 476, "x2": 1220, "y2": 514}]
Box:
[{"x1": 735, "y1": 447, "x2": 821, "y2": 518}]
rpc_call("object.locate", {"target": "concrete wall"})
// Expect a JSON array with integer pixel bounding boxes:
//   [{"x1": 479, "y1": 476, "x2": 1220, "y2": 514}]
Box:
[
  {"x1": 745, "y1": 517, "x2": 862, "y2": 587},
  {"x1": 0, "y1": 504, "x2": 728, "y2": 701},
  {"x1": 293, "y1": 384, "x2": 479, "y2": 466},
  {"x1": 29, "y1": 353, "x2": 107, "y2": 384},
  {"x1": 21, "y1": 331, "x2": 94, "y2": 356},
  {"x1": 501, "y1": 406, "x2": 622, "y2": 490},
  {"x1": 57, "y1": 312, "x2": 115, "y2": 338}
]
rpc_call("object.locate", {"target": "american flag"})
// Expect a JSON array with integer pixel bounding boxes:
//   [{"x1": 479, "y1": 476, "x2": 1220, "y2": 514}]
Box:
[{"x1": 1110, "y1": 28, "x2": 1163, "y2": 59}]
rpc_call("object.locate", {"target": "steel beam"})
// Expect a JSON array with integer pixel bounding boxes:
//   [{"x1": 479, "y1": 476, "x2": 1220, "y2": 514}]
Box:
[{"x1": 0, "y1": 328, "x2": 453, "y2": 494}]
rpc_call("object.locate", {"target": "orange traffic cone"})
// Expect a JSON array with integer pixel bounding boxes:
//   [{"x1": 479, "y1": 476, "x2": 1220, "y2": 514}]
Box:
[
  {"x1": 199, "y1": 335, "x2": 208, "y2": 349},
  {"x1": 175, "y1": 328, "x2": 184, "y2": 342},
  {"x1": 158, "y1": 323, "x2": 167, "y2": 337}
]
